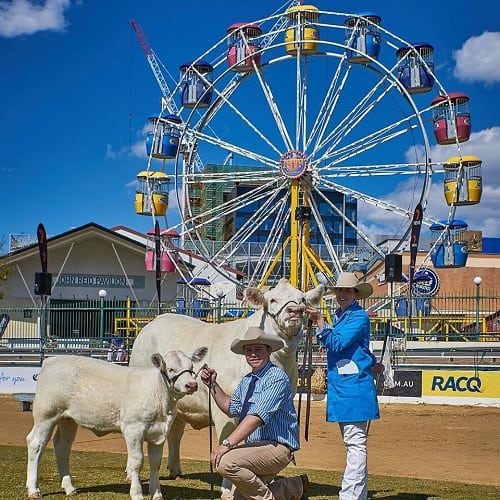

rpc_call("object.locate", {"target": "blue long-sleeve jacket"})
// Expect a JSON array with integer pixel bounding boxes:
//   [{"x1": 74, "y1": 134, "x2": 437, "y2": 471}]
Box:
[{"x1": 316, "y1": 301, "x2": 380, "y2": 423}]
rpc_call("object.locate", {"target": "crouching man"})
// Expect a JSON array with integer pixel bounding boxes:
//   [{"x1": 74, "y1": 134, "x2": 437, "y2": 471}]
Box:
[{"x1": 201, "y1": 327, "x2": 308, "y2": 500}]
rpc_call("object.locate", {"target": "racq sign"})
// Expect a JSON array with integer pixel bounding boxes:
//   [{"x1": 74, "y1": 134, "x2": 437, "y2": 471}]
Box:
[{"x1": 423, "y1": 370, "x2": 500, "y2": 398}]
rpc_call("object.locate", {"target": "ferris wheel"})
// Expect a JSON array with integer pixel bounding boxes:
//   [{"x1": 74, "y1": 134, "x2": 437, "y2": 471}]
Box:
[{"x1": 135, "y1": 4, "x2": 478, "y2": 291}]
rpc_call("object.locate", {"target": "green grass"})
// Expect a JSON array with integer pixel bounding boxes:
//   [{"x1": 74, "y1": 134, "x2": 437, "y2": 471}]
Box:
[{"x1": 3, "y1": 444, "x2": 498, "y2": 499}]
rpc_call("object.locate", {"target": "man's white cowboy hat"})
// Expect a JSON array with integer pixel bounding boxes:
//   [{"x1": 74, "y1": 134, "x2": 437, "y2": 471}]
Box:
[
  {"x1": 333, "y1": 272, "x2": 373, "y2": 299},
  {"x1": 230, "y1": 327, "x2": 284, "y2": 355}
]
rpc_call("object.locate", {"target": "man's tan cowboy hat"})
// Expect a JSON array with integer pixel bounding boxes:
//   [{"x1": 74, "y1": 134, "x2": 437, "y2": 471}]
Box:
[
  {"x1": 333, "y1": 272, "x2": 373, "y2": 299},
  {"x1": 230, "y1": 327, "x2": 284, "y2": 355}
]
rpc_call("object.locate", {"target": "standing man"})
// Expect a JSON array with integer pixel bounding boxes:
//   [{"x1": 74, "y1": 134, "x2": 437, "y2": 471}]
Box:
[
  {"x1": 307, "y1": 272, "x2": 379, "y2": 500},
  {"x1": 200, "y1": 327, "x2": 308, "y2": 500}
]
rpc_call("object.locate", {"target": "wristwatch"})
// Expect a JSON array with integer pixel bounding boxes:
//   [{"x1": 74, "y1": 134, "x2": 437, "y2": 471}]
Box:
[{"x1": 222, "y1": 438, "x2": 232, "y2": 448}]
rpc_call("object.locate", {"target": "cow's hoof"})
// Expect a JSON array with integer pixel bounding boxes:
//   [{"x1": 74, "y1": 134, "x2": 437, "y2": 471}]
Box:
[
  {"x1": 167, "y1": 473, "x2": 182, "y2": 481},
  {"x1": 28, "y1": 493, "x2": 42, "y2": 499}
]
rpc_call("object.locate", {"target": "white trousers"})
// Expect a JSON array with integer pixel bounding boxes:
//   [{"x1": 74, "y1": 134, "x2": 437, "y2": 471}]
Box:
[{"x1": 338, "y1": 421, "x2": 368, "y2": 500}]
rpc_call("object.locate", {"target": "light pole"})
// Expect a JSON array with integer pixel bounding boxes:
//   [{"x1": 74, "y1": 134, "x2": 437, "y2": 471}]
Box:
[
  {"x1": 99, "y1": 289, "x2": 107, "y2": 347},
  {"x1": 473, "y1": 277, "x2": 482, "y2": 341},
  {"x1": 215, "y1": 288, "x2": 225, "y2": 324}
]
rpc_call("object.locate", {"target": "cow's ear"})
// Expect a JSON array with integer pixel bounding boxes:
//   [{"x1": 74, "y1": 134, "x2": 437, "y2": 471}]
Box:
[
  {"x1": 192, "y1": 346, "x2": 208, "y2": 362},
  {"x1": 151, "y1": 353, "x2": 166, "y2": 371},
  {"x1": 245, "y1": 287, "x2": 265, "y2": 307},
  {"x1": 305, "y1": 284, "x2": 325, "y2": 308}
]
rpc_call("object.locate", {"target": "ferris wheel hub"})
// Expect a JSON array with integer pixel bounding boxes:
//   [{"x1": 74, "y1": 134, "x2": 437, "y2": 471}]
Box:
[{"x1": 279, "y1": 150, "x2": 309, "y2": 179}]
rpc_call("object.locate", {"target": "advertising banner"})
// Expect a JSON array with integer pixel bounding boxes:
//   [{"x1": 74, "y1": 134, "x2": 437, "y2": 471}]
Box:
[
  {"x1": 422, "y1": 370, "x2": 500, "y2": 399},
  {"x1": 377, "y1": 370, "x2": 422, "y2": 397},
  {"x1": 0, "y1": 367, "x2": 42, "y2": 394}
]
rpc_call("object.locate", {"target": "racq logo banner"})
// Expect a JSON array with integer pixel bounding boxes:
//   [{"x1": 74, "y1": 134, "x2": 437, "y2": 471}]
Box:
[{"x1": 422, "y1": 370, "x2": 500, "y2": 398}]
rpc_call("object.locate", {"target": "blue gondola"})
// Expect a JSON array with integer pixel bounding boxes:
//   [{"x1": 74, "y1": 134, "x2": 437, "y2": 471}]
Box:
[
  {"x1": 396, "y1": 43, "x2": 434, "y2": 94},
  {"x1": 145, "y1": 113, "x2": 182, "y2": 159},
  {"x1": 179, "y1": 61, "x2": 214, "y2": 109},
  {"x1": 430, "y1": 220, "x2": 469, "y2": 268},
  {"x1": 344, "y1": 12, "x2": 381, "y2": 63}
]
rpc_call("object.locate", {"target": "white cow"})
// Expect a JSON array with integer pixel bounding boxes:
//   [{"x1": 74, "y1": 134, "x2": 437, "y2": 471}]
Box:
[
  {"x1": 26, "y1": 348, "x2": 207, "y2": 500},
  {"x1": 130, "y1": 278, "x2": 324, "y2": 484}
]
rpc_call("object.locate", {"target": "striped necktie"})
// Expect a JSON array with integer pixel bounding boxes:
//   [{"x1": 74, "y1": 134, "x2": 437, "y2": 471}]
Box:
[{"x1": 241, "y1": 374, "x2": 258, "y2": 416}]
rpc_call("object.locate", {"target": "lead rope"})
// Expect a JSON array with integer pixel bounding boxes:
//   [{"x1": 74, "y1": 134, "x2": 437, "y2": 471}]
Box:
[
  {"x1": 207, "y1": 376, "x2": 215, "y2": 499},
  {"x1": 297, "y1": 319, "x2": 313, "y2": 440},
  {"x1": 367, "y1": 319, "x2": 390, "y2": 436},
  {"x1": 304, "y1": 319, "x2": 314, "y2": 441}
]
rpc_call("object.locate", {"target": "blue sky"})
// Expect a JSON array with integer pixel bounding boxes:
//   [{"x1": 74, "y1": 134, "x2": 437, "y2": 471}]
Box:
[{"x1": 1, "y1": 0, "x2": 499, "y2": 252}]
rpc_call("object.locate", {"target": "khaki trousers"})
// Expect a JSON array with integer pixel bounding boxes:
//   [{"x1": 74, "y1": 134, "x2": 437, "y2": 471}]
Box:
[{"x1": 217, "y1": 441, "x2": 305, "y2": 500}]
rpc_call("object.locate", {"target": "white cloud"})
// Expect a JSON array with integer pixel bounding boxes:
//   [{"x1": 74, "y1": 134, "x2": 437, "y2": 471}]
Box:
[
  {"x1": 453, "y1": 32, "x2": 500, "y2": 84},
  {"x1": 0, "y1": 0, "x2": 71, "y2": 38}
]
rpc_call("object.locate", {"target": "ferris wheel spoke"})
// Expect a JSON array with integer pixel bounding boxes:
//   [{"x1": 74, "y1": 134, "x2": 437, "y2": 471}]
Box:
[
  {"x1": 320, "y1": 177, "x2": 434, "y2": 228},
  {"x1": 252, "y1": 62, "x2": 294, "y2": 150},
  {"x1": 295, "y1": 53, "x2": 306, "y2": 150},
  {"x1": 194, "y1": 186, "x2": 289, "y2": 269},
  {"x1": 306, "y1": 54, "x2": 351, "y2": 152},
  {"x1": 306, "y1": 197, "x2": 344, "y2": 271},
  {"x1": 311, "y1": 187, "x2": 386, "y2": 259},
  {"x1": 191, "y1": 129, "x2": 280, "y2": 167},
  {"x1": 246, "y1": 203, "x2": 291, "y2": 284},
  {"x1": 193, "y1": 76, "x2": 285, "y2": 159},
  {"x1": 321, "y1": 161, "x2": 427, "y2": 177},
  {"x1": 183, "y1": 176, "x2": 285, "y2": 232},
  {"x1": 318, "y1": 119, "x2": 423, "y2": 170},
  {"x1": 314, "y1": 72, "x2": 397, "y2": 157}
]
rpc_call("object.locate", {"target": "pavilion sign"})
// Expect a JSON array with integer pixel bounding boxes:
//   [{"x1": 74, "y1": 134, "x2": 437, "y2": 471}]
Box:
[{"x1": 57, "y1": 274, "x2": 145, "y2": 289}]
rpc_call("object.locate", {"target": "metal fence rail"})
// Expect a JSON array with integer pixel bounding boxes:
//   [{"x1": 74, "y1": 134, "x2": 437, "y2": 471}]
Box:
[{"x1": 0, "y1": 292, "x2": 498, "y2": 348}]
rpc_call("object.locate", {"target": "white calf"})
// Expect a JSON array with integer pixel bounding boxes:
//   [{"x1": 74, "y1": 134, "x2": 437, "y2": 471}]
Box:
[{"x1": 26, "y1": 348, "x2": 207, "y2": 500}]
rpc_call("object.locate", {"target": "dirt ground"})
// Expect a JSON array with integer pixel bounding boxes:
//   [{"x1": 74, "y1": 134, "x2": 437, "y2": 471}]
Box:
[{"x1": 1, "y1": 394, "x2": 499, "y2": 486}]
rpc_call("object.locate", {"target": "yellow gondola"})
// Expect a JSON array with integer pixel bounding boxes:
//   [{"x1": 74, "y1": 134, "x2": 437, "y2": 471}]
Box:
[
  {"x1": 134, "y1": 171, "x2": 169, "y2": 216},
  {"x1": 443, "y1": 155, "x2": 482, "y2": 206},
  {"x1": 284, "y1": 4, "x2": 320, "y2": 55}
]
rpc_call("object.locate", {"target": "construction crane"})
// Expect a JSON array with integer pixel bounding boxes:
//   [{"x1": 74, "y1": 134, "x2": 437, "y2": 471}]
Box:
[{"x1": 129, "y1": 19, "x2": 179, "y2": 115}]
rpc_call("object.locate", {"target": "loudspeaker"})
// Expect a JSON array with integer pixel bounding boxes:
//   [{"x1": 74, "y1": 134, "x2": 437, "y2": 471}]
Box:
[
  {"x1": 385, "y1": 254, "x2": 402, "y2": 282},
  {"x1": 34, "y1": 272, "x2": 52, "y2": 296}
]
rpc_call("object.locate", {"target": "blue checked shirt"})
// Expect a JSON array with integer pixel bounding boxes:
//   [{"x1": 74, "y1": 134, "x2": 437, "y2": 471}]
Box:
[{"x1": 229, "y1": 360, "x2": 300, "y2": 451}]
